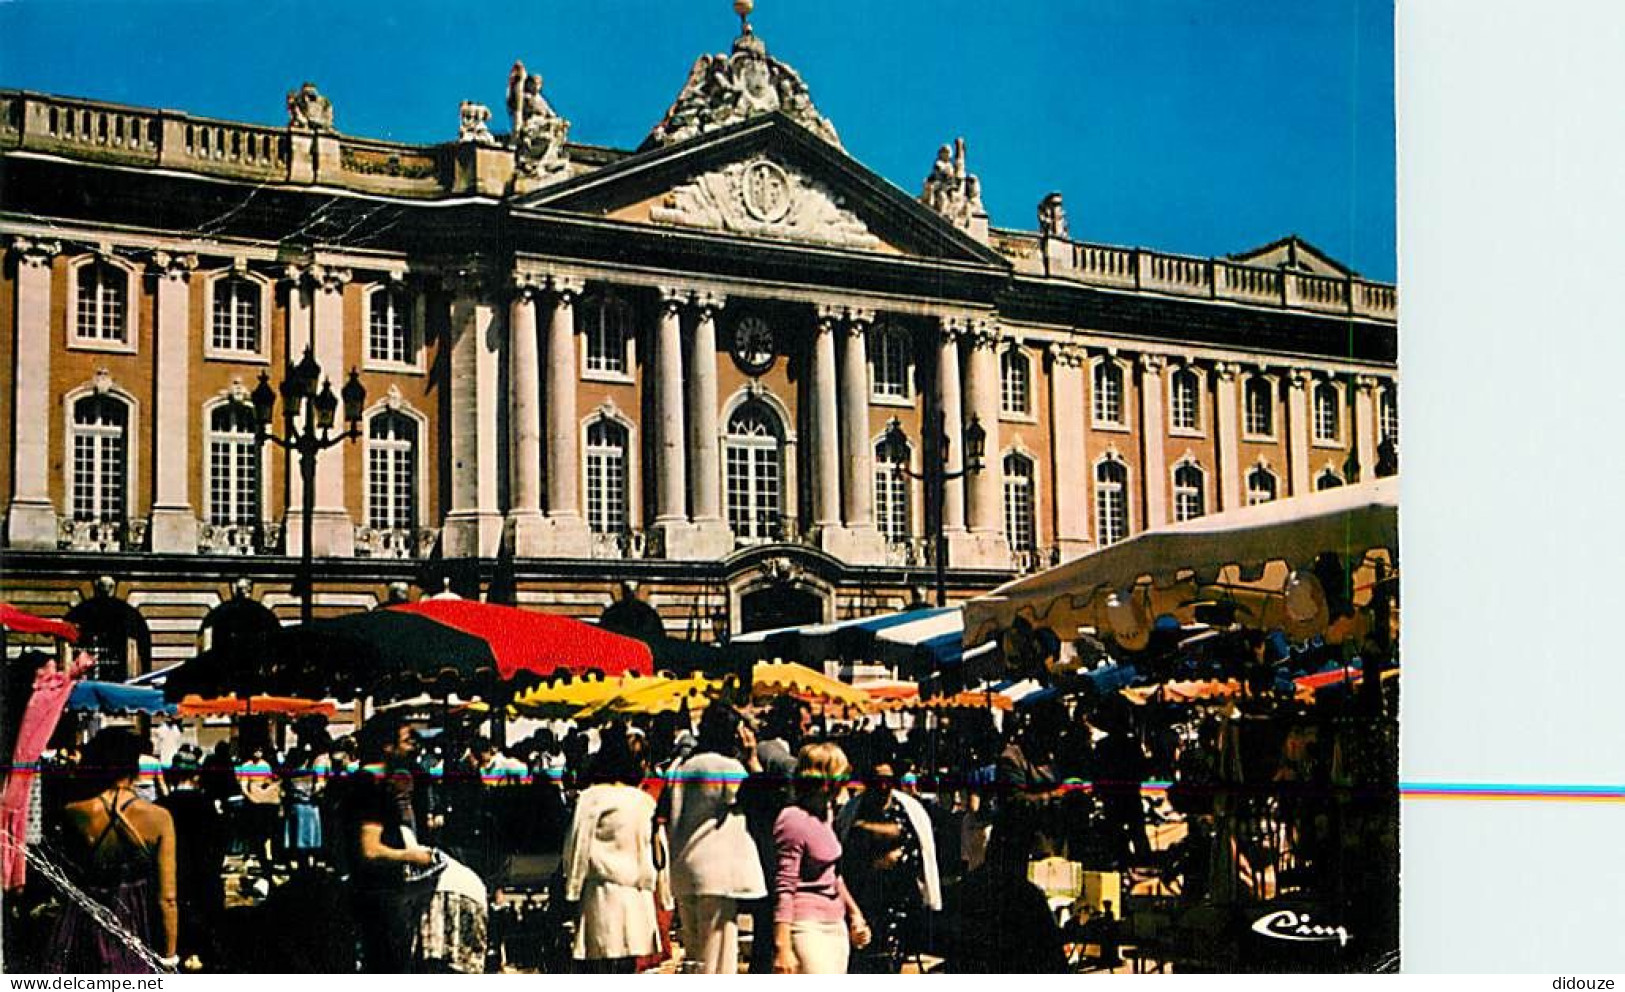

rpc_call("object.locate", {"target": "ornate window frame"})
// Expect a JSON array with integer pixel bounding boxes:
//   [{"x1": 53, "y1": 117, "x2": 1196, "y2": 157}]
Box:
[
  {"x1": 871, "y1": 428, "x2": 914, "y2": 542},
  {"x1": 201, "y1": 265, "x2": 273, "y2": 364},
  {"x1": 579, "y1": 399, "x2": 641, "y2": 532},
  {"x1": 1171, "y1": 453, "x2": 1208, "y2": 522},
  {"x1": 1090, "y1": 354, "x2": 1131, "y2": 432},
  {"x1": 1092, "y1": 448, "x2": 1132, "y2": 546},
  {"x1": 867, "y1": 320, "x2": 913, "y2": 406},
  {"x1": 66, "y1": 252, "x2": 139, "y2": 353},
  {"x1": 62, "y1": 373, "x2": 140, "y2": 523},
  {"x1": 1378, "y1": 381, "x2": 1399, "y2": 444},
  {"x1": 722, "y1": 393, "x2": 791, "y2": 545},
  {"x1": 1312, "y1": 377, "x2": 1347, "y2": 449},
  {"x1": 1315, "y1": 464, "x2": 1347, "y2": 491},
  {"x1": 200, "y1": 388, "x2": 271, "y2": 528},
  {"x1": 999, "y1": 344, "x2": 1037, "y2": 423},
  {"x1": 1242, "y1": 371, "x2": 1279, "y2": 441},
  {"x1": 1246, "y1": 458, "x2": 1279, "y2": 506},
  {"x1": 362, "y1": 393, "x2": 429, "y2": 532},
  {"x1": 362, "y1": 280, "x2": 426, "y2": 375},
  {"x1": 1167, "y1": 363, "x2": 1206, "y2": 438},
  {"x1": 1001, "y1": 443, "x2": 1040, "y2": 552},
  {"x1": 579, "y1": 291, "x2": 636, "y2": 385}
]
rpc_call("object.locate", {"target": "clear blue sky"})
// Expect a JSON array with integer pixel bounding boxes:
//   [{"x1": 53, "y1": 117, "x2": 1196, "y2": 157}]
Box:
[{"x1": 0, "y1": 0, "x2": 1395, "y2": 281}]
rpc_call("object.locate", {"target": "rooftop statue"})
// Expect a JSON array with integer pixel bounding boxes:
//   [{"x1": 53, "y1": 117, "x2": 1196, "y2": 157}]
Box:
[
  {"x1": 1038, "y1": 192, "x2": 1070, "y2": 240},
  {"x1": 285, "y1": 82, "x2": 334, "y2": 131},
  {"x1": 505, "y1": 60, "x2": 571, "y2": 184},
  {"x1": 457, "y1": 100, "x2": 498, "y2": 146},
  {"x1": 645, "y1": 0, "x2": 840, "y2": 149},
  {"x1": 921, "y1": 137, "x2": 985, "y2": 230}
]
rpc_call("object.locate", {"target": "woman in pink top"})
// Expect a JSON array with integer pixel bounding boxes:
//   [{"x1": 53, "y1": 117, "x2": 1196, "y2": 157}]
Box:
[{"x1": 772, "y1": 742, "x2": 871, "y2": 974}]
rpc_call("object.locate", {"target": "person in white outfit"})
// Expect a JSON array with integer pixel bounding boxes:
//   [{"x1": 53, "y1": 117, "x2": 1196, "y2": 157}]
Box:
[
  {"x1": 665, "y1": 705, "x2": 767, "y2": 973},
  {"x1": 561, "y1": 729, "x2": 661, "y2": 972}
]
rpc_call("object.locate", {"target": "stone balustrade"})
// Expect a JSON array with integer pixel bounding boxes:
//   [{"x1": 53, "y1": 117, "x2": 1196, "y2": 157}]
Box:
[
  {"x1": 59, "y1": 517, "x2": 147, "y2": 553},
  {"x1": 994, "y1": 225, "x2": 1397, "y2": 321},
  {"x1": 354, "y1": 525, "x2": 440, "y2": 559}
]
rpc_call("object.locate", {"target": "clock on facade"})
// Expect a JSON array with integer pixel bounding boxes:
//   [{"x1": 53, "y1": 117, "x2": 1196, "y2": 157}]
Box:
[{"x1": 730, "y1": 314, "x2": 776, "y2": 375}]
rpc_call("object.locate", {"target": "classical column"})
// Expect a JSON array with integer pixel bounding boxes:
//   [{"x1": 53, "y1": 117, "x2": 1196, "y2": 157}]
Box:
[
  {"x1": 1138, "y1": 353, "x2": 1169, "y2": 530},
  {"x1": 964, "y1": 321, "x2": 1004, "y2": 539},
  {"x1": 1047, "y1": 342, "x2": 1089, "y2": 559},
  {"x1": 1214, "y1": 361, "x2": 1242, "y2": 512},
  {"x1": 506, "y1": 272, "x2": 545, "y2": 552},
  {"x1": 309, "y1": 264, "x2": 354, "y2": 556},
  {"x1": 652, "y1": 286, "x2": 690, "y2": 530},
  {"x1": 149, "y1": 251, "x2": 200, "y2": 553},
  {"x1": 839, "y1": 311, "x2": 876, "y2": 529},
  {"x1": 5, "y1": 238, "x2": 61, "y2": 549},
  {"x1": 809, "y1": 306, "x2": 842, "y2": 535},
  {"x1": 1286, "y1": 367, "x2": 1313, "y2": 495},
  {"x1": 1354, "y1": 374, "x2": 1380, "y2": 483},
  {"x1": 280, "y1": 265, "x2": 313, "y2": 556},
  {"x1": 540, "y1": 275, "x2": 589, "y2": 554},
  {"x1": 935, "y1": 317, "x2": 967, "y2": 537},
  {"x1": 443, "y1": 263, "x2": 505, "y2": 558},
  {"x1": 687, "y1": 293, "x2": 732, "y2": 556}
]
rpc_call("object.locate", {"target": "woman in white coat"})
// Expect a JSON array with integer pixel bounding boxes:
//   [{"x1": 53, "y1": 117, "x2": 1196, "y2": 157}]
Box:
[
  {"x1": 665, "y1": 705, "x2": 767, "y2": 973},
  {"x1": 561, "y1": 730, "x2": 661, "y2": 972}
]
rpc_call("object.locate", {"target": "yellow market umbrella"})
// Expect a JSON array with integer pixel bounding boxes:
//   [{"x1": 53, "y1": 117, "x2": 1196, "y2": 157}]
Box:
[
  {"x1": 585, "y1": 675, "x2": 724, "y2": 717},
  {"x1": 752, "y1": 662, "x2": 869, "y2": 707},
  {"x1": 510, "y1": 673, "x2": 666, "y2": 718}
]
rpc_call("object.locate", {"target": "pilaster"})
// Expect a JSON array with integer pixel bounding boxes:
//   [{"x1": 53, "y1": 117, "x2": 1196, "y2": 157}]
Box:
[
  {"x1": 1354, "y1": 374, "x2": 1380, "y2": 483},
  {"x1": 686, "y1": 292, "x2": 733, "y2": 558},
  {"x1": 1214, "y1": 361, "x2": 1243, "y2": 512},
  {"x1": 1287, "y1": 367, "x2": 1313, "y2": 496},
  {"x1": 5, "y1": 237, "x2": 61, "y2": 548},
  {"x1": 1048, "y1": 342, "x2": 1090, "y2": 560},
  {"x1": 148, "y1": 251, "x2": 201, "y2": 553},
  {"x1": 537, "y1": 274, "x2": 590, "y2": 556},
  {"x1": 809, "y1": 306, "x2": 842, "y2": 541},
  {"x1": 954, "y1": 319, "x2": 1011, "y2": 567},
  {"x1": 309, "y1": 263, "x2": 354, "y2": 556},
  {"x1": 442, "y1": 263, "x2": 504, "y2": 558},
  {"x1": 506, "y1": 272, "x2": 546, "y2": 553},
  {"x1": 1138, "y1": 352, "x2": 1169, "y2": 530},
  {"x1": 651, "y1": 286, "x2": 699, "y2": 555}
]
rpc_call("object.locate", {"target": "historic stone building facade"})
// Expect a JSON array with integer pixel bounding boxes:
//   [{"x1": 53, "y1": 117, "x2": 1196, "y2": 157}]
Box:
[{"x1": 0, "y1": 16, "x2": 1397, "y2": 677}]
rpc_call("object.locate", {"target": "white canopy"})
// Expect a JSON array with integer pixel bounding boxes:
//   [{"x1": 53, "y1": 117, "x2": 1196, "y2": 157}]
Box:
[{"x1": 963, "y1": 476, "x2": 1398, "y2": 647}]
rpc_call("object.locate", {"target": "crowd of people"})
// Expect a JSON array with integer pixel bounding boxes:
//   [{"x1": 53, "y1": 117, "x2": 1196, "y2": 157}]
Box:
[{"x1": 7, "y1": 670, "x2": 1397, "y2": 975}]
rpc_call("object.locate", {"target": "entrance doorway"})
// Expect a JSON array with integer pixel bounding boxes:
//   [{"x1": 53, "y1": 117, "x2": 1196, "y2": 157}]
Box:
[{"x1": 738, "y1": 586, "x2": 824, "y2": 635}]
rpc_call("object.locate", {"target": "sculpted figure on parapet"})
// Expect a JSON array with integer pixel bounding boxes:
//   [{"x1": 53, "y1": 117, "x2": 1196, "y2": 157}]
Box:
[
  {"x1": 506, "y1": 60, "x2": 571, "y2": 181},
  {"x1": 921, "y1": 137, "x2": 985, "y2": 229},
  {"x1": 646, "y1": 27, "x2": 841, "y2": 148},
  {"x1": 1038, "y1": 192, "x2": 1070, "y2": 240},
  {"x1": 458, "y1": 101, "x2": 497, "y2": 146},
  {"x1": 286, "y1": 82, "x2": 334, "y2": 131}
]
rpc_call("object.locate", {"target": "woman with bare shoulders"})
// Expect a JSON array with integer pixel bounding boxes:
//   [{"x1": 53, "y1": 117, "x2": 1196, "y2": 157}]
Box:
[{"x1": 48, "y1": 728, "x2": 179, "y2": 972}]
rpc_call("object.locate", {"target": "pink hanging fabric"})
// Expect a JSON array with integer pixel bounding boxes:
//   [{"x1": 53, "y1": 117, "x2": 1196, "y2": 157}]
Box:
[{"x1": 2, "y1": 652, "x2": 93, "y2": 890}]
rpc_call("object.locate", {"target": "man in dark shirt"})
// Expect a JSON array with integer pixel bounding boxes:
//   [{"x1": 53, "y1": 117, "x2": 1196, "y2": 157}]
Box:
[
  {"x1": 342, "y1": 714, "x2": 436, "y2": 973},
  {"x1": 942, "y1": 808, "x2": 1068, "y2": 974},
  {"x1": 157, "y1": 748, "x2": 224, "y2": 971}
]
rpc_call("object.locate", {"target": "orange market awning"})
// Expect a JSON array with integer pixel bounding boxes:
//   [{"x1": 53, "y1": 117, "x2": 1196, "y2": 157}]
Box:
[
  {"x1": 176, "y1": 694, "x2": 336, "y2": 717},
  {"x1": 753, "y1": 662, "x2": 870, "y2": 707}
]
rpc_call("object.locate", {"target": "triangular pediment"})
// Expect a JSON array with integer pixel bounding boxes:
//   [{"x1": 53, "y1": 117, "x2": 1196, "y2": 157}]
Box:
[
  {"x1": 515, "y1": 115, "x2": 1008, "y2": 268},
  {"x1": 1230, "y1": 234, "x2": 1356, "y2": 277}
]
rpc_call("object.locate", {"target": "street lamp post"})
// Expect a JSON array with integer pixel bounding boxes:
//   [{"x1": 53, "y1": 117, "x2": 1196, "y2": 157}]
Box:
[
  {"x1": 251, "y1": 345, "x2": 366, "y2": 625},
  {"x1": 882, "y1": 410, "x2": 986, "y2": 607}
]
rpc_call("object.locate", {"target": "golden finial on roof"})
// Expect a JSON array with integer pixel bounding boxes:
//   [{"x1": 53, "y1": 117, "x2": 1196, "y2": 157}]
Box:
[{"x1": 734, "y1": 0, "x2": 755, "y2": 34}]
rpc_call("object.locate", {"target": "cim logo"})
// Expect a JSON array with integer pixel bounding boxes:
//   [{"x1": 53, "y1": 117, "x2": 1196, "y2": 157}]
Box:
[{"x1": 1250, "y1": 909, "x2": 1353, "y2": 948}]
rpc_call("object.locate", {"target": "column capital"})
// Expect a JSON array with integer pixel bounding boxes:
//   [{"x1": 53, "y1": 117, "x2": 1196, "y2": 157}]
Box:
[
  {"x1": 939, "y1": 314, "x2": 973, "y2": 342},
  {"x1": 511, "y1": 270, "x2": 548, "y2": 301},
  {"x1": 149, "y1": 250, "x2": 199, "y2": 282},
  {"x1": 1213, "y1": 360, "x2": 1241, "y2": 382},
  {"x1": 1047, "y1": 341, "x2": 1088, "y2": 368},
  {"x1": 815, "y1": 304, "x2": 842, "y2": 333},
  {"x1": 1289, "y1": 366, "x2": 1316, "y2": 389},
  {"x1": 693, "y1": 291, "x2": 726, "y2": 318},
  {"x1": 657, "y1": 285, "x2": 690, "y2": 315},
  {"x1": 10, "y1": 237, "x2": 62, "y2": 268},
  {"x1": 1137, "y1": 352, "x2": 1168, "y2": 375},
  {"x1": 313, "y1": 264, "x2": 352, "y2": 295},
  {"x1": 1354, "y1": 373, "x2": 1382, "y2": 394},
  {"x1": 966, "y1": 319, "x2": 1002, "y2": 351},
  {"x1": 843, "y1": 306, "x2": 876, "y2": 329}
]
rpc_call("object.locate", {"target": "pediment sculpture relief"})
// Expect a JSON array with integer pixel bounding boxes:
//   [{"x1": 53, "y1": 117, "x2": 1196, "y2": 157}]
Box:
[{"x1": 649, "y1": 157, "x2": 880, "y2": 250}]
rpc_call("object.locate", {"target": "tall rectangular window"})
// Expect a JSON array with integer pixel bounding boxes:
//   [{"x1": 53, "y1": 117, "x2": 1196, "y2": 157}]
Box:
[
  {"x1": 583, "y1": 297, "x2": 630, "y2": 375},
  {"x1": 1095, "y1": 459, "x2": 1127, "y2": 546},
  {"x1": 75, "y1": 262, "x2": 127, "y2": 343},
  {"x1": 869, "y1": 324, "x2": 911, "y2": 399},
  {"x1": 211, "y1": 277, "x2": 261, "y2": 354},
  {"x1": 207, "y1": 404, "x2": 260, "y2": 526},
  {"x1": 71, "y1": 395, "x2": 127, "y2": 522},
  {"x1": 585, "y1": 418, "x2": 629, "y2": 534},
  {"x1": 1093, "y1": 361, "x2": 1124, "y2": 425},
  {"x1": 1001, "y1": 349, "x2": 1030, "y2": 416},
  {"x1": 1003, "y1": 453, "x2": 1036, "y2": 552},
  {"x1": 367, "y1": 412, "x2": 417, "y2": 531},
  {"x1": 368, "y1": 288, "x2": 413, "y2": 366}
]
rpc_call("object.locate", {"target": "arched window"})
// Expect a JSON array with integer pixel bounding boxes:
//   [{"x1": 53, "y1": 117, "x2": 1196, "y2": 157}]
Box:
[
  {"x1": 70, "y1": 394, "x2": 128, "y2": 523},
  {"x1": 368, "y1": 286, "x2": 414, "y2": 366},
  {"x1": 873, "y1": 433, "x2": 911, "y2": 542},
  {"x1": 1003, "y1": 452, "x2": 1036, "y2": 552},
  {"x1": 1313, "y1": 381, "x2": 1341, "y2": 443},
  {"x1": 1316, "y1": 468, "x2": 1345, "y2": 491},
  {"x1": 1095, "y1": 458, "x2": 1128, "y2": 546},
  {"x1": 1170, "y1": 368, "x2": 1201, "y2": 431},
  {"x1": 1247, "y1": 465, "x2": 1278, "y2": 505},
  {"x1": 1173, "y1": 462, "x2": 1206, "y2": 522},
  {"x1": 868, "y1": 323, "x2": 911, "y2": 399},
  {"x1": 1001, "y1": 348, "x2": 1031, "y2": 416},
  {"x1": 1093, "y1": 360, "x2": 1124, "y2": 425},
  {"x1": 1244, "y1": 376, "x2": 1274, "y2": 436},
  {"x1": 75, "y1": 260, "x2": 128, "y2": 343},
  {"x1": 1379, "y1": 387, "x2": 1399, "y2": 444},
  {"x1": 725, "y1": 402, "x2": 783, "y2": 543},
  {"x1": 582, "y1": 295, "x2": 632, "y2": 375},
  {"x1": 65, "y1": 595, "x2": 150, "y2": 683},
  {"x1": 367, "y1": 411, "x2": 418, "y2": 531},
  {"x1": 585, "y1": 418, "x2": 629, "y2": 535},
  {"x1": 211, "y1": 275, "x2": 261, "y2": 354},
  {"x1": 207, "y1": 403, "x2": 261, "y2": 526}
]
